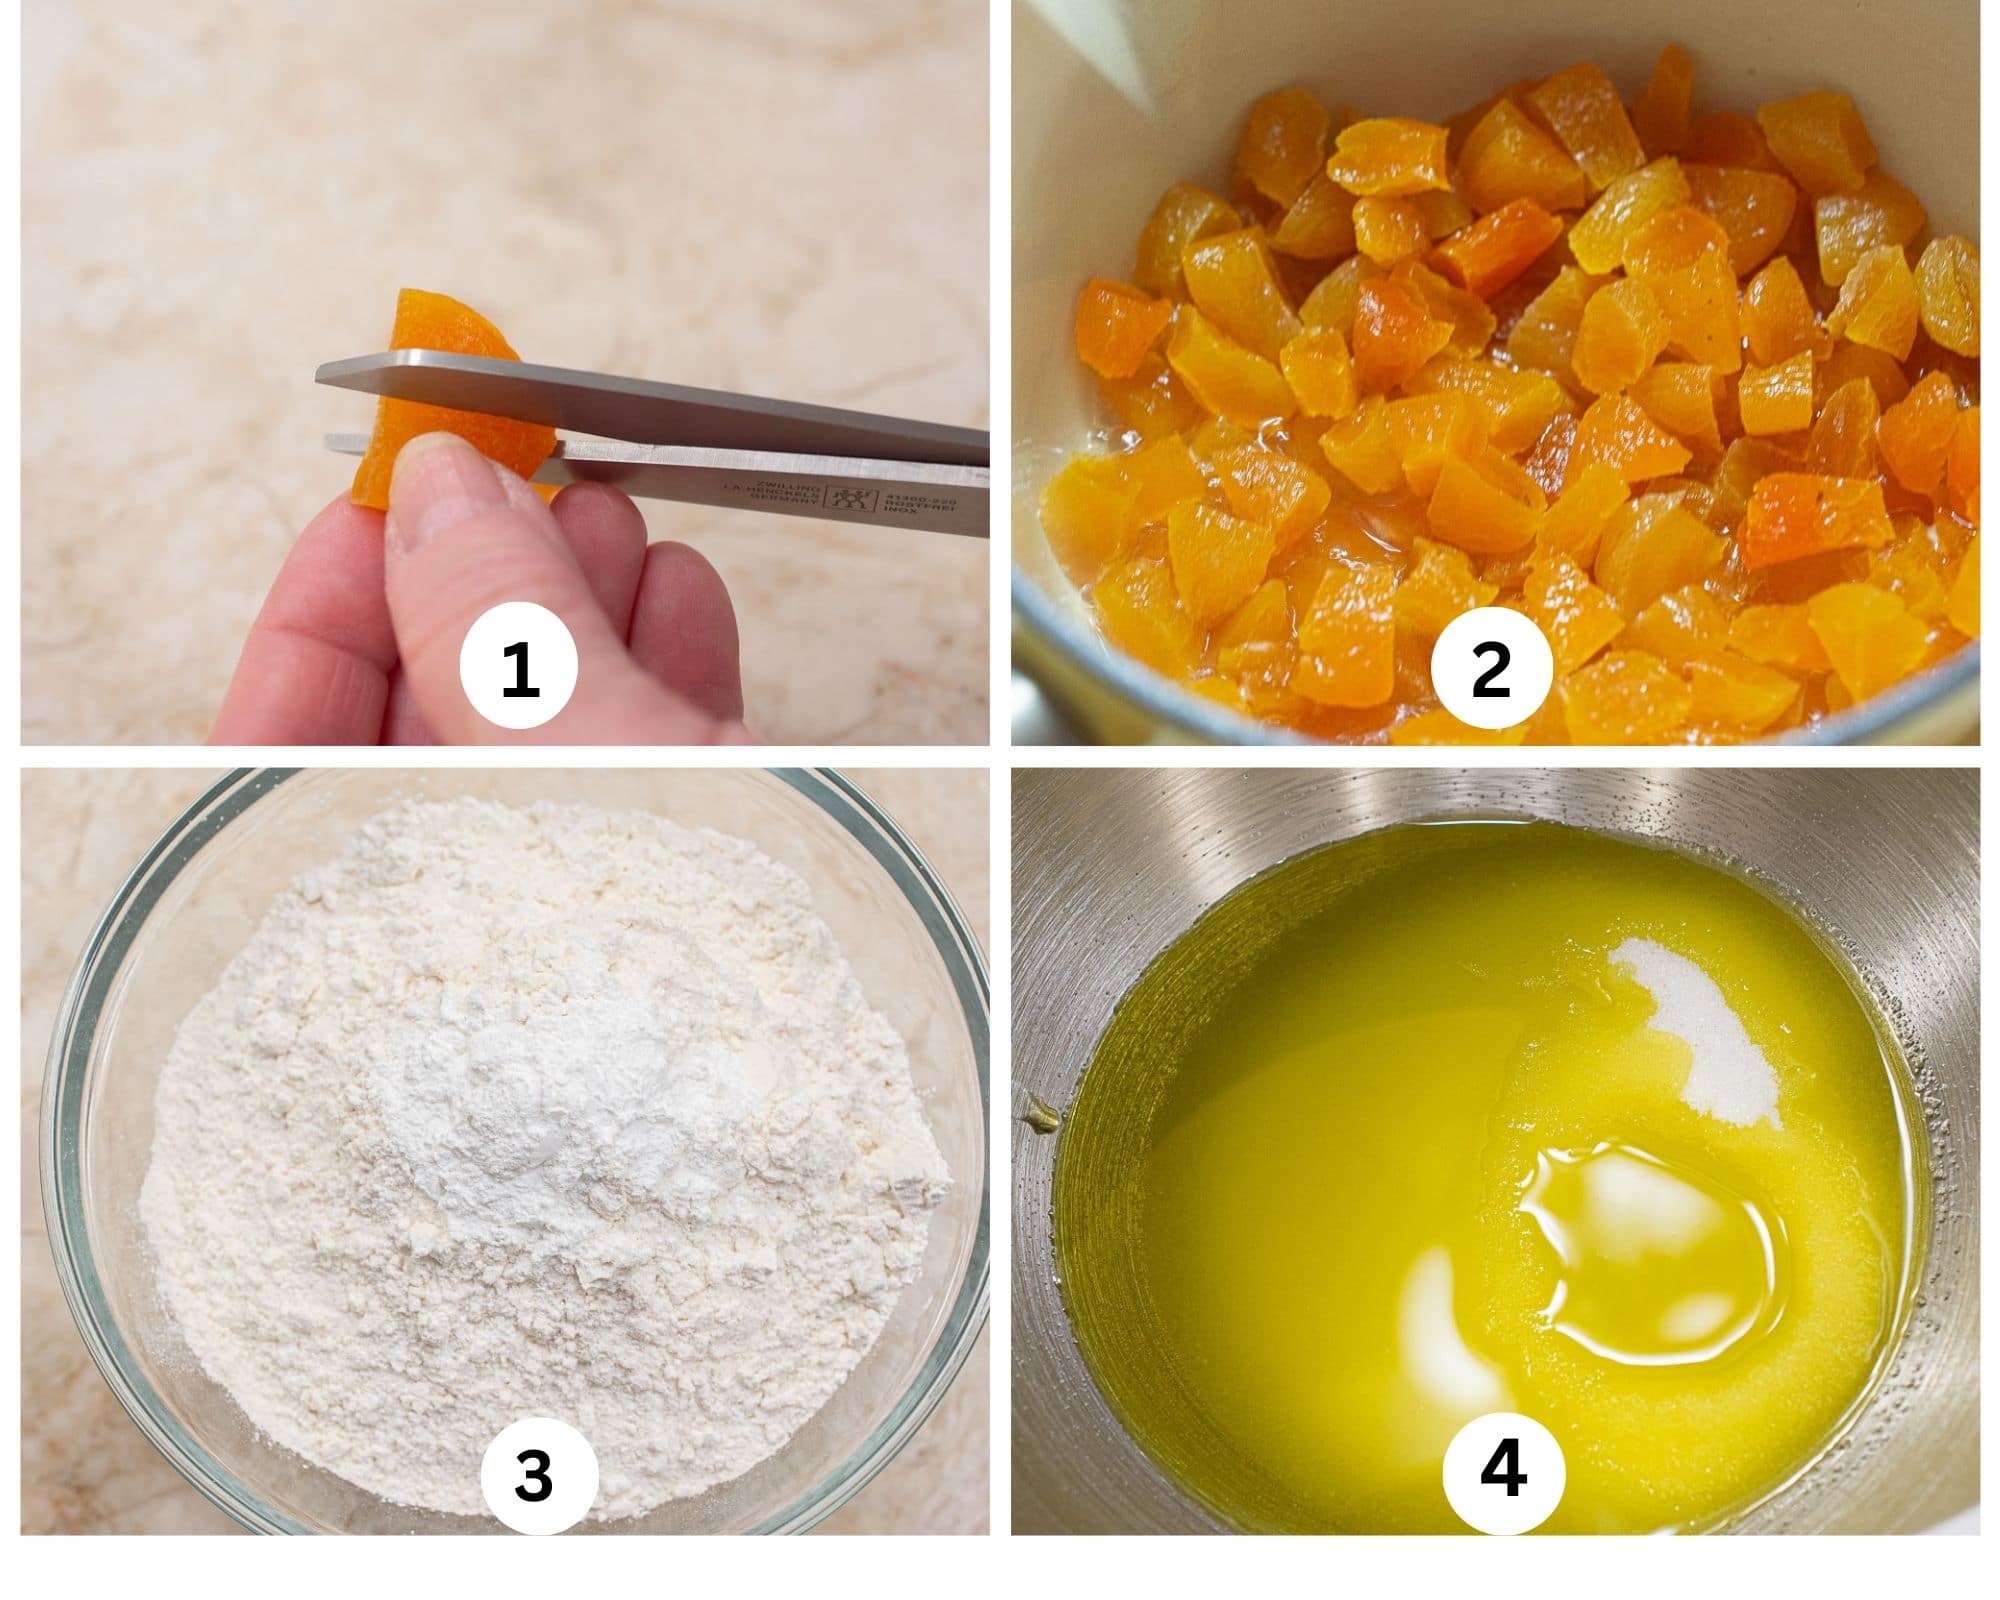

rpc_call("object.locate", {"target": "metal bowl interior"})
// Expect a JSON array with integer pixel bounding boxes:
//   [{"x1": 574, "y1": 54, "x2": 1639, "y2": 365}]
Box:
[
  {"x1": 1011, "y1": 0, "x2": 1981, "y2": 745},
  {"x1": 44, "y1": 767, "x2": 989, "y2": 1534},
  {"x1": 1012, "y1": 768, "x2": 1977, "y2": 1532}
]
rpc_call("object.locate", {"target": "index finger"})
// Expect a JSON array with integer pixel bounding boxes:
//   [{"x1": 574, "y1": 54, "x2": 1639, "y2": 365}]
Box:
[{"x1": 209, "y1": 493, "x2": 398, "y2": 745}]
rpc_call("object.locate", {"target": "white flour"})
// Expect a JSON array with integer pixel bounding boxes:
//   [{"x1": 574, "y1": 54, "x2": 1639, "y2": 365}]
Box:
[{"x1": 139, "y1": 796, "x2": 950, "y2": 1520}]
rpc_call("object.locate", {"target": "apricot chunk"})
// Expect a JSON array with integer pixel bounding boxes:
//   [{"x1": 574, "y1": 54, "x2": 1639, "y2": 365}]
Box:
[
  {"x1": 1738, "y1": 353, "x2": 1815, "y2": 436},
  {"x1": 1568, "y1": 393, "x2": 1693, "y2": 486},
  {"x1": 1074, "y1": 278, "x2": 1174, "y2": 379},
  {"x1": 1559, "y1": 650, "x2": 1694, "y2": 742},
  {"x1": 1458, "y1": 98, "x2": 1589, "y2": 213},
  {"x1": 1094, "y1": 557, "x2": 1200, "y2": 675},
  {"x1": 1631, "y1": 44, "x2": 1694, "y2": 158},
  {"x1": 1326, "y1": 118, "x2": 1451, "y2": 196},
  {"x1": 1572, "y1": 278, "x2": 1670, "y2": 395},
  {"x1": 1167, "y1": 307, "x2": 1297, "y2": 425},
  {"x1": 1214, "y1": 446, "x2": 1333, "y2": 547},
  {"x1": 1237, "y1": 88, "x2": 1332, "y2": 207},
  {"x1": 1395, "y1": 538, "x2": 1496, "y2": 637},
  {"x1": 1280, "y1": 328, "x2": 1360, "y2": 418},
  {"x1": 1876, "y1": 370, "x2": 1960, "y2": 501},
  {"x1": 1569, "y1": 159, "x2": 1692, "y2": 274},
  {"x1": 1526, "y1": 555, "x2": 1624, "y2": 672},
  {"x1": 1684, "y1": 164, "x2": 1798, "y2": 276},
  {"x1": 1434, "y1": 200, "x2": 1564, "y2": 300},
  {"x1": 1167, "y1": 502, "x2": 1278, "y2": 623},
  {"x1": 1742, "y1": 257, "x2": 1828, "y2": 365},
  {"x1": 1134, "y1": 184, "x2": 1241, "y2": 297},
  {"x1": 1353, "y1": 196, "x2": 1427, "y2": 263},
  {"x1": 1351, "y1": 278, "x2": 1455, "y2": 394},
  {"x1": 1294, "y1": 565, "x2": 1397, "y2": 705},
  {"x1": 351, "y1": 289, "x2": 557, "y2": 512},
  {"x1": 1528, "y1": 64, "x2": 1646, "y2": 192},
  {"x1": 1915, "y1": 236, "x2": 1980, "y2": 356},
  {"x1": 1689, "y1": 653, "x2": 1800, "y2": 731},
  {"x1": 1827, "y1": 244, "x2": 1920, "y2": 359},
  {"x1": 1757, "y1": 92, "x2": 1877, "y2": 197},
  {"x1": 1739, "y1": 473, "x2": 1895, "y2": 569},
  {"x1": 1271, "y1": 176, "x2": 1359, "y2": 259},
  {"x1": 1814, "y1": 173, "x2": 1926, "y2": 287},
  {"x1": 1182, "y1": 230, "x2": 1302, "y2": 361},
  {"x1": 1807, "y1": 582, "x2": 1927, "y2": 699},
  {"x1": 1427, "y1": 453, "x2": 1539, "y2": 554}
]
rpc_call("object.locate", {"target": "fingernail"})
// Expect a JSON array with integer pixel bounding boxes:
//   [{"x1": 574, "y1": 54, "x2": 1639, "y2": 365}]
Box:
[{"x1": 386, "y1": 432, "x2": 505, "y2": 554}]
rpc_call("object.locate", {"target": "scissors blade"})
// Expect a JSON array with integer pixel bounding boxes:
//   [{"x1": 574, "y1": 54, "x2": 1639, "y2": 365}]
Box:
[
  {"x1": 324, "y1": 434, "x2": 989, "y2": 540},
  {"x1": 317, "y1": 349, "x2": 989, "y2": 468}
]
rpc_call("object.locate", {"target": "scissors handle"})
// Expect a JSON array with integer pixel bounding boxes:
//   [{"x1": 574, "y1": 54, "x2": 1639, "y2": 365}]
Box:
[{"x1": 317, "y1": 349, "x2": 989, "y2": 468}]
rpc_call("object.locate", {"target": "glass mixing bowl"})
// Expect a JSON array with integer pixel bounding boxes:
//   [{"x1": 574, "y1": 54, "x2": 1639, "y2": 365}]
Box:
[{"x1": 42, "y1": 768, "x2": 989, "y2": 1534}]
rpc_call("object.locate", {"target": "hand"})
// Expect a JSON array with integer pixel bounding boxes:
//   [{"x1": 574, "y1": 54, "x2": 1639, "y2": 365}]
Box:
[{"x1": 211, "y1": 432, "x2": 753, "y2": 744}]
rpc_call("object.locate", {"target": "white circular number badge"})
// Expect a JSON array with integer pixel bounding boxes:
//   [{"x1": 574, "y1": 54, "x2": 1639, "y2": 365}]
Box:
[
  {"x1": 460, "y1": 602, "x2": 578, "y2": 730},
  {"x1": 1431, "y1": 606, "x2": 1555, "y2": 731},
  {"x1": 481, "y1": 1417, "x2": 599, "y2": 1535},
  {"x1": 1442, "y1": 1411, "x2": 1566, "y2": 1535}
]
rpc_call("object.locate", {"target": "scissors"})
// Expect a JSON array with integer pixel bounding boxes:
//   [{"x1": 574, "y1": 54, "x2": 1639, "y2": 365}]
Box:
[{"x1": 318, "y1": 349, "x2": 990, "y2": 539}]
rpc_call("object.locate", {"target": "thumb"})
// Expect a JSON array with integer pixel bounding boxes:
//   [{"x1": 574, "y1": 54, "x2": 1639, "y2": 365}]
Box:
[{"x1": 382, "y1": 433, "x2": 750, "y2": 744}]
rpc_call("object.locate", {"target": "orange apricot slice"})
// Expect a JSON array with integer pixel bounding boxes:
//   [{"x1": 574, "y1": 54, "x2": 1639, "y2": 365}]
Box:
[{"x1": 350, "y1": 289, "x2": 557, "y2": 512}]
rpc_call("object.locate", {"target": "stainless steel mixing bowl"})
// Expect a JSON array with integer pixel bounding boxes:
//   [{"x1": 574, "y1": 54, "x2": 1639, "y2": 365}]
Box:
[{"x1": 1013, "y1": 768, "x2": 1977, "y2": 1532}]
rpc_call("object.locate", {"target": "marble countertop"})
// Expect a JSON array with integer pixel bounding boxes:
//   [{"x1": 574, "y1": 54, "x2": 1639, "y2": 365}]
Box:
[
  {"x1": 20, "y1": 767, "x2": 989, "y2": 1534},
  {"x1": 22, "y1": 0, "x2": 988, "y2": 745}
]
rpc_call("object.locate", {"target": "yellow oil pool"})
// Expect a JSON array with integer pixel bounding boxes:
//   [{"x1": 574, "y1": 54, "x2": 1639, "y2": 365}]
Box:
[{"x1": 1052, "y1": 821, "x2": 1921, "y2": 1534}]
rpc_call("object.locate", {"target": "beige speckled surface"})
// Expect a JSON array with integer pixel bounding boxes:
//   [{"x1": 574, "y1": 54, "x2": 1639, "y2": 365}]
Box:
[
  {"x1": 20, "y1": 767, "x2": 989, "y2": 1534},
  {"x1": 23, "y1": 1, "x2": 988, "y2": 745}
]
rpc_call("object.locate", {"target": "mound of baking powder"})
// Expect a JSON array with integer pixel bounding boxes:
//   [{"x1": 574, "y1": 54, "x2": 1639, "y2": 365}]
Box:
[{"x1": 139, "y1": 796, "x2": 950, "y2": 1520}]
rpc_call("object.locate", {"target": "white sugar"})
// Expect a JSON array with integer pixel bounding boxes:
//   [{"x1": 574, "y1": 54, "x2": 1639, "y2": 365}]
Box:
[{"x1": 1610, "y1": 938, "x2": 1782, "y2": 1129}]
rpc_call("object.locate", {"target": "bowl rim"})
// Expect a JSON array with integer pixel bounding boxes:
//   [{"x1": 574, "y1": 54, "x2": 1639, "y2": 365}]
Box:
[
  {"x1": 39, "y1": 766, "x2": 991, "y2": 1535},
  {"x1": 1014, "y1": 568, "x2": 1982, "y2": 745}
]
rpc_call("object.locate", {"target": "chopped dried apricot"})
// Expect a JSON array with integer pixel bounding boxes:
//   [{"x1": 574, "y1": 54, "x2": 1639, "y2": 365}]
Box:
[
  {"x1": 1094, "y1": 556, "x2": 1200, "y2": 676},
  {"x1": 1389, "y1": 709, "x2": 1527, "y2": 745},
  {"x1": 1814, "y1": 172, "x2": 1926, "y2": 287},
  {"x1": 1684, "y1": 111, "x2": 1780, "y2": 170},
  {"x1": 1352, "y1": 196, "x2": 1427, "y2": 263},
  {"x1": 1628, "y1": 363, "x2": 1724, "y2": 460},
  {"x1": 1807, "y1": 582, "x2": 1927, "y2": 699},
  {"x1": 1559, "y1": 650, "x2": 1694, "y2": 742},
  {"x1": 1807, "y1": 378, "x2": 1881, "y2": 478},
  {"x1": 1167, "y1": 502, "x2": 1278, "y2": 623},
  {"x1": 1434, "y1": 199, "x2": 1564, "y2": 300},
  {"x1": 1294, "y1": 565, "x2": 1397, "y2": 704},
  {"x1": 351, "y1": 289, "x2": 557, "y2": 511},
  {"x1": 1689, "y1": 653, "x2": 1800, "y2": 730},
  {"x1": 1569, "y1": 159, "x2": 1692, "y2": 274},
  {"x1": 1279, "y1": 328, "x2": 1360, "y2": 418},
  {"x1": 1947, "y1": 542, "x2": 1980, "y2": 636},
  {"x1": 1739, "y1": 473, "x2": 1895, "y2": 569},
  {"x1": 1594, "y1": 496, "x2": 1725, "y2": 614},
  {"x1": 1631, "y1": 44, "x2": 1693, "y2": 158},
  {"x1": 1738, "y1": 352, "x2": 1815, "y2": 436},
  {"x1": 1526, "y1": 555, "x2": 1624, "y2": 671},
  {"x1": 1271, "y1": 177, "x2": 1359, "y2": 259},
  {"x1": 1947, "y1": 406, "x2": 1980, "y2": 523},
  {"x1": 1237, "y1": 88, "x2": 1332, "y2": 207},
  {"x1": 1568, "y1": 393, "x2": 1693, "y2": 485},
  {"x1": 1167, "y1": 307, "x2": 1297, "y2": 425},
  {"x1": 1458, "y1": 98, "x2": 1589, "y2": 213},
  {"x1": 1427, "y1": 453, "x2": 1538, "y2": 554},
  {"x1": 1506, "y1": 266, "x2": 1605, "y2": 389},
  {"x1": 1299, "y1": 255, "x2": 1381, "y2": 333},
  {"x1": 1915, "y1": 236, "x2": 1980, "y2": 356},
  {"x1": 1757, "y1": 92, "x2": 1877, "y2": 197},
  {"x1": 1877, "y1": 370, "x2": 1960, "y2": 501},
  {"x1": 1351, "y1": 278, "x2": 1454, "y2": 394},
  {"x1": 1215, "y1": 446, "x2": 1333, "y2": 547},
  {"x1": 1182, "y1": 230, "x2": 1302, "y2": 361},
  {"x1": 1320, "y1": 397, "x2": 1403, "y2": 494},
  {"x1": 1572, "y1": 278, "x2": 1670, "y2": 395},
  {"x1": 1731, "y1": 602, "x2": 1832, "y2": 671},
  {"x1": 1683, "y1": 164, "x2": 1798, "y2": 276},
  {"x1": 1074, "y1": 278, "x2": 1174, "y2": 379},
  {"x1": 1741, "y1": 257, "x2": 1828, "y2": 365},
  {"x1": 1529, "y1": 64, "x2": 1646, "y2": 192},
  {"x1": 1395, "y1": 537, "x2": 1497, "y2": 638},
  {"x1": 1327, "y1": 118, "x2": 1451, "y2": 196},
  {"x1": 1827, "y1": 244, "x2": 1920, "y2": 359},
  {"x1": 1534, "y1": 459, "x2": 1631, "y2": 565},
  {"x1": 1134, "y1": 184, "x2": 1242, "y2": 297}
]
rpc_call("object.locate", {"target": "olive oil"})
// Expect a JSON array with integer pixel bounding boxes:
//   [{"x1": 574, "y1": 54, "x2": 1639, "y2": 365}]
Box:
[{"x1": 1052, "y1": 822, "x2": 1920, "y2": 1534}]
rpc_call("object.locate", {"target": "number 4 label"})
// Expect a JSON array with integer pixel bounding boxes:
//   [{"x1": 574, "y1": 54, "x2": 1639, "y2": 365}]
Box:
[
  {"x1": 481, "y1": 1417, "x2": 599, "y2": 1534},
  {"x1": 1443, "y1": 1412, "x2": 1565, "y2": 1535}
]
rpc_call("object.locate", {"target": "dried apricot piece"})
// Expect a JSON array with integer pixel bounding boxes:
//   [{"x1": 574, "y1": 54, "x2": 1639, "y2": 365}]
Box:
[
  {"x1": 1134, "y1": 184, "x2": 1242, "y2": 297},
  {"x1": 1559, "y1": 650, "x2": 1695, "y2": 742},
  {"x1": 1166, "y1": 307, "x2": 1297, "y2": 425},
  {"x1": 1731, "y1": 602, "x2": 1832, "y2": 671},
  {"x1": 1525, "y1": 555, "x2": 1624, "y2": 672},
  {"x1": 1385, "y1": 393, "x2": 1491, "y2": 496},
  {"x1": 1427, "y1": 453, "x2": 1539, "y2": 554},
  {"x1": 1594, "y1": 496, "x2": 1725, "y2": 614},
  {"x1": 1320, "y1": 397, "x2": 1403, "y2": 493},
  {"x1": 1814, "y1": 172, "x2": 1926, "y2": 288},
  {"x1": 1807, "y1": 378, "x2": 1881, "y2": 479},
  {"x1": 1827, "y1": 244, "x2": 1920, "y2": 359},
  {"x1": 1534, "y1": 459, "x2": 1631, "y2": 565},
  {"x1": 1528, "y1": 64, "x2": 1646, "y2": 192},
  {"x1": 1568, "y1": 393, "x2": 1693, "y2": 486},
  {"x1": 1572, "y1": 278, "x2": 1670, "y2": 395},
  {"x1": 1946, "y1": 542, "x2": 1980, "y2": 637},
  {"x1": 1237, "y1": 88, "x2": 1333, "y2": 207},
  {"x1": 1182, "y1": 229, "x2": 1302, "y2": 361},
  {"x1": 1278, "y1": 328, "x2": 1360, "y2": 419},
  {"x1": 1353, "y1": 196, "x2": 1428, "y2": 263},
  {"x1": 1433, "y1": 199, "x2": 1564, "y2": 300},
  {"x1": 1683, "y1": 164, "x2": 1798, "y2": 276},
  {"x1": 1458, "y1": 98, "x2": 1589, "y2": 213},
  {"x1": 1738, "y1": 353, "x2": 1816, "y2": 436},
  {"x1": 1741, "y1": 256, "x2": 1829, "y2": 365},
  {"x1": 1629, "y1": 583, "x2": 1731, "y2": 667},
  {"x1": 1568, "y1": 158, "x2": 1692, "y2": 274},
  {"x1": 1647, "y1": 249, "x2": 1743, "y2": 372},
  {"x1": 1074, "y1": 278, "x2": 1174, "y2": 379},
  {"x1": 1293, "y1": 565, "x2": 1398, "y2": 705},
  {"x1": 1214, "y1": 446, "x2": 1333, "y2": 548},
  {"x1": 1393, "y1": 260, "x2": 1496, "y2": 352},
  {"x1": 1271, "y1": 176, "x2": 1359, "y2": 259},
  {"x1": 1394, "y1": 537, "x2": 1496, "y2": 637},
  {"x1": 1947, "y1": 407, "x2": 1980, "y2": 523},
  {"x1": 1326, "y1": 118, "x2": 1451, "y2": 196},
  {"x1": 1506, "y1": 266, "x2": 1607, "y2": 390},
  {"x1": 351, "y1": 289, "x2": 557, "y2": 511},
  {"x1": 1806, "y1": 582, "x2": 1927, "y2": 699},
  {"x1": 1351, "y1": 278, "x2": 1455, "y2": 394},
  {"x1": 1167, "y1": 502, "x2": 1278, "y2": 623},
  {"x1": 1040, "y1": 453, "x2": 1142, "y2": 582},
  {"x1": 1876, "y1": 370, "x2": 1960, "y2": 500},
  {"x1": 1389, "y1": 709, "x2": 1527, "y2": 745},
  {"x1": 1689, "y1": 653, "x2": 1800, "y2": 731},
  {"x1": 1915, "y1": 236, "x2": 1980, "y2": 356},
  {"x1": 1626, "y1": 363, "x2": 1723, "y2": 460},
  {"x1": 1099, "y1": 350, "x2": 1206, "y2": 441},
  {"x1": 1631, "y1": 44, "x2": 1694, "y2": 158},
  {"x1": 1299, "y1": 255, "x2": 1382, "y2": 334},
  {"x1": 1739, "y1": 473, "x2": 1895, "y2": 569},
  {"x1": 1621, "y1": 205, "x2": 1732, "y2": 278},
  {"x1": 1094, "y1": 556, "x2": 1200, "y2": 676},
  {"x1": 1756, "y1": 92, "x2": 1878, "y2": 197},
  {"x1": 1413, "y1": 358, "x2": 1569, "y2": 453},
  {"x1": 1684, "y1": 111, "x2": 1780, "y2": 171}
]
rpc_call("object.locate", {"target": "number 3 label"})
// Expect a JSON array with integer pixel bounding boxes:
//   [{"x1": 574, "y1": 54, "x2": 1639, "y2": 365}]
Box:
[
  {"x1": 1442, "y1": 1412, "x2": 1565, "y2": 1535},
  {"x1": 481, "y1": 1417, "x2": 599, "y2": 1534},
  {"x1": 1431, "y1": 608, "x2": 1556, "y2": 732}
]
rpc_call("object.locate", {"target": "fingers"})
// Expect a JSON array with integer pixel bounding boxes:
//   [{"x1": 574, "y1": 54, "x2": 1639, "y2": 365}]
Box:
[
  {"x1": 626, "y1": 541, "x2": 747, "y2": 725},
  {"x1": 209, "y1": 494, "x2": 397, "y2": 745},
  {"x1": 381, "y1": 433, "x2": 742, "y2": 744},
  {"x1": 551, "y1": 483, "x2": 648, "y2": 635}
]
